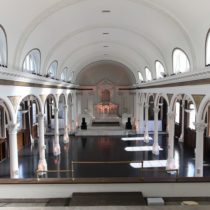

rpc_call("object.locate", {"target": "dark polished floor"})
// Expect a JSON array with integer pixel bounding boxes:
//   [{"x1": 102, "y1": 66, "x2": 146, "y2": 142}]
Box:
[{"x1": 0, "y1": 134, "x2": 210, "y2": 179}]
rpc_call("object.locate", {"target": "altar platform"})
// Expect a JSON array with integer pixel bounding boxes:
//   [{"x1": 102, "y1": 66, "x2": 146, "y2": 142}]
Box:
[{"x1": 75, "y1": 125, "x2": 135, "y2": 136}]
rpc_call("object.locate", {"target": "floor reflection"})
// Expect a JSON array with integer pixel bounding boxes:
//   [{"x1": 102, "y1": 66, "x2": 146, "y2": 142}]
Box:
[{"x1": 0, "y1": 134, "x2": 209, "y2": 179}]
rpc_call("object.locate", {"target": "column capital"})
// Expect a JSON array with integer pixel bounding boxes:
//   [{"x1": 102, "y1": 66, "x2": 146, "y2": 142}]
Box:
[
  {"x1": 139, "y1": 102, "x2": 143, "y2": 106},
  {"x1": 54, "y1": 108, "x2": 59, "y2": 113},
  {"x1": 6, "y1": 122, "x2": 19, "y2": 134},
  {"x1": 194, "y1": 122, "x2": 207, "y2": 132},
  {"x1": 153, "y1": 107, "x2": 160, "y2": 114},
  {"x1": 181, "y1": 99, "x2": 185, "y2": 106},
  {"x1": 37, "y1": 113, "x2": 45, "y2": 119},
  {"x1": 168, "y1": 111, "x2": 175, "y2": 120},
  {"x1": 144, "y1": 103, "x2": 149, "y2": 109}
]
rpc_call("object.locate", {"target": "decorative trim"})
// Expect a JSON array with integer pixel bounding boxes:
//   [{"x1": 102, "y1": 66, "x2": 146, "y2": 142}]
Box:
[
  {"x1": 8, "y1": 96, "x2": 21, "y2": 112},
  {"x1": 192, "y1": 94, "x2": 205, "y2": 111},
  {"x1": 194, "y1": 122, "x2": 207, "y2": 132},
  {"x1": 39, "y1": 95, "x2": 47, "y2": 104},
  {"x1": 167, "y1": 94, "x2": 173, "y2": 104}
]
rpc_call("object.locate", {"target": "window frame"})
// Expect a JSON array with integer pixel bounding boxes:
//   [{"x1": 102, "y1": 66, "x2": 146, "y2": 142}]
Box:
[
  {"x1": 61, "y1": 67, "x2": 68, "y2": 82},
  {"x1": 155, "y1": 60, "x2": 165, "y2": 79},
  {"x1": 138, "y1": 71, "x2": 144, "y2": 82},
  {"x1": 175, "y1": 101, "x2": 180, "y2": 124},
  {"x1": 145, "y1": 67, "x2": 152, "y2": 81},
  {"x1": 188, "y1": 103, "x2": 195, "y2": 130},
  {"x1": 172, "y1": 48, "x2": 190, "y2": 74},
  {"x1": 47, "y1": 60, "x2": 58, "y2": 79},
  {"x1": 0, "y1": 25, "x2": 8, "y2": 67},
  {"x1": 22, "y1": 48, "x2": 41, "y2": 74},
  {"x1": 206, "y1": 29, "x2": 210, "y2": 66}
]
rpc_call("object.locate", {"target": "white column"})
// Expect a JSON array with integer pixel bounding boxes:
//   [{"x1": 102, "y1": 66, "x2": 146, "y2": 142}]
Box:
[
  {"x1": 72, "y1": 103, "x2": 76, "y2": 131},
  {"x1": 76, "y1": 93, "x2": 82, "y2": 128},
  {"x1": 179, "y1": 100, "x2": 185, "y2": 142},
  {"x1": 72, "y1": 93, "x2": 77, "y2": 131},
  {"x1": 63, "y1": 105, "x2": 69, "y2": 143},
  {"x1": 194, "y1": 121, "x2": 206, "y2": 177},
  {"x1": 7, "y1": 123, "x2": 19, "y2": 179},
  {"x1": 37, "y1": 113, "x2": 47, "y2": 171},
  {"x1": 88, "y1": 93, "x2": 94, "y2": 118},
  {"x1": 53, "y1": 108, "x2": 60, "y2": 156},
  {"x1": 166, "y1": 111, "x2": 176, "y2": 170},
  {"x1": 133, "y1": 93, "x2": 138, "y2": 132},
  {"x1": 153, "y1": 107, "x2": 160, "y2": 155},
  {"x1": 144, "y1": 103, "x2": 150, "y2": 143},
  {"x1": 139, "y1": 102, "x2": 144, "y2": 134},
  {"x1": 68, "y1": 103, "x2": 72, "y2": 132}
]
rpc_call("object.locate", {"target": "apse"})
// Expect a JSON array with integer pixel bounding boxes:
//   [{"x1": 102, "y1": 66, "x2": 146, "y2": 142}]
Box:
[{"x1": 76, "y1": 60, "x2": 136, "y2": 86}]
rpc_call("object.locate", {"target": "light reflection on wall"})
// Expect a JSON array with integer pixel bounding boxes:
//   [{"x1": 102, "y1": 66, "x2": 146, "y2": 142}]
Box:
[
  {"x1": 19, "y1": 164, "x2": 24, "y2": 179},
  {"x1": 174, "y1": 149, "x2": 180, "y2": 169},
  {"x1": 187, "y1": 162, "x2": 195, "y2": 177}
]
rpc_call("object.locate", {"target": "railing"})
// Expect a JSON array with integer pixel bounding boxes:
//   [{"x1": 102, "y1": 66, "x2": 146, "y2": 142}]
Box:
[{"x1": 36, "y1": 160, "x2": 179, "y2": 181}]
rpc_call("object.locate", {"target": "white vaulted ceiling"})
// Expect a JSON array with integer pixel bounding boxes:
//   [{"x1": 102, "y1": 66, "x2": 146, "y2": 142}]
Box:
[{"x1": 1, "y1": 0, "x2": 210, "y2": 84}]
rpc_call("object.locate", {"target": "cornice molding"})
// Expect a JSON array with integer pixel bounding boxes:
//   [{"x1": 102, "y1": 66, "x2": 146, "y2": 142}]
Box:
[
  {"x1": 138, "y1": 68, "x2": 210, "y2": 89},
  {"x1": 0, "y1": 67, "x2": 78, "y2": 90}
]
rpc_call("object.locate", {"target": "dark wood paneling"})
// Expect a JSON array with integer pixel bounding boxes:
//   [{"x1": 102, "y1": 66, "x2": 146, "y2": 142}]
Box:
[
  {"x1": 17, "y1": 132, "x2": 24, "y2": 151},
  {"x1": 0, "y1": 138, "x2": 7, "y2": 161},
  {"x1": 184, "y1": 128, "x2": 196, "y2": 149},
  {"x1": 175, "y1": 124, "x2": 181, "y2": 138},
  {"x1": 31, "y1": 125, "x2": 38, "y2": 139},
  {"x1": 204, "y1": 136, "x2": 210, "y2": 160}
]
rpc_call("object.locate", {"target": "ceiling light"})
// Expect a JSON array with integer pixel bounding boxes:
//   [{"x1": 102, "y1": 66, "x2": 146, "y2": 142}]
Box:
[{"x1": 102, "y1": 10, "x2": 111, "y2": 13}]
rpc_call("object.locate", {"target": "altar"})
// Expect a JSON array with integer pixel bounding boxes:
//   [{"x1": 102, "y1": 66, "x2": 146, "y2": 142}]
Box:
[{"x1": 94, "y1": 102, "x2": 119, "y2": 118}]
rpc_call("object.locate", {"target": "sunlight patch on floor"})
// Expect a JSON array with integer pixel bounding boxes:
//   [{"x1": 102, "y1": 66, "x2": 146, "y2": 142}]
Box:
[
  {"x1": 125, "y1": 146, "x2": 163, "y2": 152},
  {"x1": 130, "y1": 160, "x2": 167, "y2": 168},
  {"x1": 121, "y1": 137, "x2": 153, "y2": 141}
]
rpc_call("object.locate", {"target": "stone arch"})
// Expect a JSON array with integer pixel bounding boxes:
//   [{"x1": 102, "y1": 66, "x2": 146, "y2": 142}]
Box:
[
  {"x1": 17, "y1": 95, "x2": 42, "y2": 145},
  {"x1": 0, "y1": 98, "x2": 13, "y2": 124},
  {"x1": 18, "y1": 95, "x2": 41, "y2": 113},
  {"x1": 170, "y1": 93, "x2": 196, "y2": 113},
  {"x1": 145, "y1": 93, "x2": 154, "y2": 105},
  {"x1": 44, "y1": 94, "x2": 57, "y2": 108},
  {"x1": 154, "y1": 93, "x2": 169, "y2": 107},
  {"x1": 198, "y1": 96, "x2": 210, "y2": 122},
  {"x1": 59, "y1": 93, "x2": 66, "y2": 105}
]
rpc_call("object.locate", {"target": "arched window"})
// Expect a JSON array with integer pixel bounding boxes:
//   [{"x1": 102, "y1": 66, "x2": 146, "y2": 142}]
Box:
[
  {"x1": 173, "y1": 48, "x2": 190, "y2": 73},
  {"x1": 206, "y1": 29, "x2": 210, "y2": 65},
  {"x1": 68, "y1": 70, "x2": 74, "y2": 82},
  {"x1": 47, "y1": 60, "x2": 58, "y2": 78},
  {"x1": 61, "y1": 67, "x2": 68, "y2": 81},
  {"x1": 155, "y1": 61, "x2": 165, "y2": 79},
  {"x1": 175, "y1": 102, "x2": 180, "y2": 123},
  {"x1": 138, "y1": 71, "x2": 144, "y2": 82},
  {"x1": 0, "y1": 25, "x2": 7, "y2": 67},
  {"x1": 23, "y1": 49, "x2": 41, "y2": 74},
  {"x1": 188, "y1": 104, "x2": 195, "y2": 130},
  {"x1": 145, "y1": 67, "x2": 152, "y2": 81}
]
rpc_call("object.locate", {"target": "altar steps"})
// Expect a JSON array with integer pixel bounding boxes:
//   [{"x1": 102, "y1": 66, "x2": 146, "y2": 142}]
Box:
[
  {"x1": 92, "y1": 121, "x2": 120, "y2": 126},
  {"x1": 70, "y1": 192, "x2": 146, "y2": 206},
  {"x1": 75, "y1": 126, "x2": 135, "y2": 136}
]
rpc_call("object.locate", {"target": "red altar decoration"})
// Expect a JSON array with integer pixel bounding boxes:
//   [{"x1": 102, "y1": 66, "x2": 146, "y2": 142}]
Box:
[{"x1": 95, "y1": 102, "x2": 118, "y2": 115}]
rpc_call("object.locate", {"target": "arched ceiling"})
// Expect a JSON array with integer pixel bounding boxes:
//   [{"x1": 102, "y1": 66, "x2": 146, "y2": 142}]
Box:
[{"x1": 1, "y1": 0, "x2": 210, "y2": 84}]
